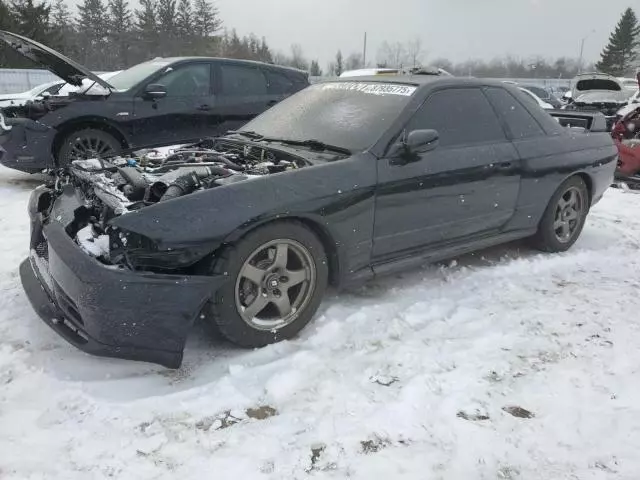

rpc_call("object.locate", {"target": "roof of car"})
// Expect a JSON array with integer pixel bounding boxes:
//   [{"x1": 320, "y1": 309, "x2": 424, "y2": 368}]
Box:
[
  {"x1": 149, "y1": 57, "x2": 308, "y2": 74},
  {"x1": 323, "y1": 75, "x2": 505, "y2": 89}
]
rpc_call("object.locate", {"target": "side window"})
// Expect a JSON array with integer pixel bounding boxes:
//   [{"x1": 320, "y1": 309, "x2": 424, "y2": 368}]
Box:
[
  {"x1": 406, "y1": 88, "x2": 506, "y2": 147},
  {"x1": 220, "y1": 64, "x2": 267, "y2": 96},
  {"x1": 485, "y1": 88, "x2": 545, "y2": 139},
  {"x1": 154, "y1": 63, "x2": 211, "y2": 97},
  {"x1": 265, "y1": 70, "x2": 294, "y2": 94}
]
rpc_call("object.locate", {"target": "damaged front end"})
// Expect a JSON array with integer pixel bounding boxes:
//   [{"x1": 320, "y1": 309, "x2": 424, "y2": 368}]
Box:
[
  {"x1": 20, "y1": 138, "x2": 310, "y2": 367},
  {"x1": 61, "y1": 138, "x2": 308, "y2": 271}
]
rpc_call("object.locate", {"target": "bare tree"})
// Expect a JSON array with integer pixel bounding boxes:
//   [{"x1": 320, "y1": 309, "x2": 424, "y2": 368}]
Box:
[
  {"x1": 290, "y1": 43, "x2": 309, "y2": 70},
  {"x1": 344, "y1": 52, "x2": 363, "y2": 71},
  {"x1": 406, "y1": 37, "x2": 423, "y2": 68},
  {"x1": 377, "y1": 41, "x2": 407, "y2": 68}
]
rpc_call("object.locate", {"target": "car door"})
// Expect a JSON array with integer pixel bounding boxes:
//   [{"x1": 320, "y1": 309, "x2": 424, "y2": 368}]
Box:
[
  {"x1": 213, "y1": 62, "x2": 273, "y2": 133},
  {"x1": 131, "y1": 61, "x2": 217, "y2": 146},
  {"x1": 372, "y1": 87, "x2": 521, "y2": 260}
]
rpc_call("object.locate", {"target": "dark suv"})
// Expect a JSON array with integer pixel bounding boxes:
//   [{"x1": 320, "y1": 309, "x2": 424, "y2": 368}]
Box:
[{"x1": 0, "y1": 30, "x2": 309, "y2": 172}]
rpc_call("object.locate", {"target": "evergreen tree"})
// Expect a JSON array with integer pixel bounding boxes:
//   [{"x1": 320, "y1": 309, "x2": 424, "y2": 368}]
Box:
[
  {"x1": 257, "y1": 37, "x2": 272, "y2": 63},
  {"x1": 335, "y1": 50, "x2": 343, "y2": 76},
  {"x1": 175, "y1": 0, "x2": 193, "y2": 54},
  {"x1": 11, "y1": 0, "x2": 56, "y2": 45},
  {"x1": 193, "y1": 0, "x2": 221, "y2": 37},
  {"x1": 0, "y1": 0, "x2": 17, "y2": 67},
  {"x1": 51, "y1": 0, "x2": 78, "y2": 60},
  {"x1": 135, "y1": 0, "x2": 158, "y2": 60},
  {"x1": 309, "y1": 60, "x2": 322, "y2": 76},
  {"x1": 108, "y1": 0, "x2": 132, "y2": 68},
  {"x1": 76, "y1": 0, "x2": 109, "y2": 68},
  {"x1": 156, "y1": 0, "x2": 176, "y2": 55},
  {"x1": 596, "y1": 7, "x2": 640, "y2": 76}
]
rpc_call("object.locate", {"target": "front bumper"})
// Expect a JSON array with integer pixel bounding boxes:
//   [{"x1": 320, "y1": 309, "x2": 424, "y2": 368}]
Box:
[
  {"x1": 20, "y1": 188, "x2": 224, "y2": 368},
  {"x1": 0, "y1": 119, "x2": 56, "y2": 172}
]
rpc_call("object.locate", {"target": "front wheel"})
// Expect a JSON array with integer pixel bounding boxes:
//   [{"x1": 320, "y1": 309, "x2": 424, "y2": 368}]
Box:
[
  {"x1": 56, "y1": 128, "x2": 121, "y2": 166},
  {"x1": 206, "y1": 221, "x2": 328, "y2": 347},
  {"x1": 531, "y1": 176, "x2": 589, "y2": 253}
]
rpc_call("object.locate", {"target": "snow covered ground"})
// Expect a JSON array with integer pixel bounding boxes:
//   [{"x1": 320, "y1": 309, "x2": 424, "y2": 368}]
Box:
[{"x1": 1, "y1": 165, "x2": 640, "y2": 479}]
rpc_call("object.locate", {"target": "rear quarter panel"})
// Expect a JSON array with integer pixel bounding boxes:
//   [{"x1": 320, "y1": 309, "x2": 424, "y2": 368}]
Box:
[{"x1": 507, "y1": 131, "x2": 617, "y2": 230}]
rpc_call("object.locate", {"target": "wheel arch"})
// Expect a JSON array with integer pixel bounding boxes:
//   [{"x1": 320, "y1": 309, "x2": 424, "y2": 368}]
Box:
[
  {"x1": 574, "y1": 171, "x2": 594, "y2": 207},
  {"x1": 52, "y1": 117, "x2": 130, "y2": 160},
  {"x1": 222, "y1": 215, "x2": 342, "y2": 287}
]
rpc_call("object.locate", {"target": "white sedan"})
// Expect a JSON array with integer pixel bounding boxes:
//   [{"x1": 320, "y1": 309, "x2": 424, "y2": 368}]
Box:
[
  {"x1": 0, "y1": 71, "x2": 121, "y2": 109},
  {"x1": 0, "y1": 80, "x2": 64, "y2": 108},
  {"x1": 518, "y1": 86, "x2": 554, "y2": 110}
]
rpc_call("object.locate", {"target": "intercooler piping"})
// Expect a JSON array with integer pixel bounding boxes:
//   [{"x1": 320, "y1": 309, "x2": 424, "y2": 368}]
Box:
[{"x1": 155, "y1": 166, "x2": 231, "y2": 202}]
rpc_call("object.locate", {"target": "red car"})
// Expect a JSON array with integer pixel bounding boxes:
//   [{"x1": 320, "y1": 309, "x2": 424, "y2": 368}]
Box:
[{"x1": 611, "y1": 103, "x2": 640, "y2": 184}]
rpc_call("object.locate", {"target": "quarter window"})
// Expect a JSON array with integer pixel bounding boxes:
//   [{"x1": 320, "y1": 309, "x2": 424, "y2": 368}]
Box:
[{"x1": 485, "y1": 88, "x2": 545, "y2": 139}]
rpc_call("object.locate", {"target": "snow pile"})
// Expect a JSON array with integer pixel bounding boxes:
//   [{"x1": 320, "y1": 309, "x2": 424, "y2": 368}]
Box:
[
  {"x1": 76, "y1": 225, "x2": 110, "y2": 259},
  {"x1": 1, "y1": 165, "x2": 640, "y2": 479}
]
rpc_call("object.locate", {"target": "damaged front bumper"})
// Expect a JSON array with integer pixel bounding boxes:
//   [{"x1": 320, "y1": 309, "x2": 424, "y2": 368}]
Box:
[
  {"x1": 20, "y1": 186, "x2": 225, "y2": 368},
  {"x1": 0, "y1": 117, "x2": 56, "y2": 172}
]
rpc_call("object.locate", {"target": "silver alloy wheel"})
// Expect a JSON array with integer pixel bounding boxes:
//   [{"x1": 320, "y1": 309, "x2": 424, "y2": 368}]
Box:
[
  {"x1": 553, "y1": 186, "x2": 585, "y2": 243},
  {"x1": 69, "y1": 134, "x2": 115, "y2": 159},
  {"x1": 235, "y1": 239, "x2": 316, "y2": 331}
]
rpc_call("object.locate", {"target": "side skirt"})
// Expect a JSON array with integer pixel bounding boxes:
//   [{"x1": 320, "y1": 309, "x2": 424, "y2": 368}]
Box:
[{"x1": 371, "y1": 229, "x2": 536, "y2": 278}]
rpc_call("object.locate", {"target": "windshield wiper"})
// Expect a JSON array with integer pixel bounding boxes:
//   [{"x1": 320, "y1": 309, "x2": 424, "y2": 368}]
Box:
[
  {"x1": 226, "y1": 130, "x2": 264, "y2": 140},
  {"x1": 261, "y1": 138, "x2": 352, "y2": 156}
]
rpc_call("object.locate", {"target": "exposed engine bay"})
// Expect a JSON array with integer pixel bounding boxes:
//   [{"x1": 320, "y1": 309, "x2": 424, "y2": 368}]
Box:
[{"x1": 49, "y1": 139, "x2": 310, "y2": 266}]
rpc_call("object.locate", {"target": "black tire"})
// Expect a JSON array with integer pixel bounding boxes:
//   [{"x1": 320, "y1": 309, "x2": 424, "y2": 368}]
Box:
[
  {"x1": 204, "y1": 221, "x2": 328, "y2": 348},
  {"x1": 56, "y1": 128, "x2": 121, "y2": 166},
  {"x1": 531, "y1": 176, "x2": 589, "y2": 253}
]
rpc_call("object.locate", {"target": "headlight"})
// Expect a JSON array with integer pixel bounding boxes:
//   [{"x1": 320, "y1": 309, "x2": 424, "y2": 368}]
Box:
[{"x1": 110, "y1": 228, "x2": 215, "y2": 271}]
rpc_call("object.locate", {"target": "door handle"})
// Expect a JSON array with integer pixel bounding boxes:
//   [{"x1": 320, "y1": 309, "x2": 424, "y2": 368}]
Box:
[
  {"x1": 197, "y1": 104, "x2": 212, "y2": 111},
  {"x1": 496, "y1": 162, "x2": 513, "y2": 170}
]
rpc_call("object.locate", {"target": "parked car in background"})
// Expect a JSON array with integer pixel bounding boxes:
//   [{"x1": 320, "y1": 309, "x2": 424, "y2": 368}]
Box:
[
  {"x1": 340, "y1": 66, "x2": 452, "y2": 78},
  {"x1": 611, "y1": 102, "x2": 640, "y2": 186},
  {"x1": 518, "y1": 87, "x2": 554, "y2": 109},
  {"x1": 20, "y1": 76, "x2": 616, "y2": 367},
  {"x1": 0, "y1": 79, "x2": 64, "y2": 108},
  {"x1": 521, "y1": 85, "x2": 563, "y2": 108},
  {"x1": 564, "y1": 73, "x2": 629, "y2": 129},
  {"x1": 618, "y1": 77, "x2": 639, "y2": 96},
  {"x1": 0, "y1": 30, "x2": 309, "y2": 173}
]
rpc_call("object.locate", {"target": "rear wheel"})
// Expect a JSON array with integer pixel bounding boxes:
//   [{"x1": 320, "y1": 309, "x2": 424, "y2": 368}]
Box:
[
  {"x1": 531, "y1": 176, "x2": 589, "y2": 252},
  {"x1": 57, "y1": 128, "x2": 121, "y2": 166},
  {"x1": 205, "y1": 221, "x2": 328, "y2": 347}
]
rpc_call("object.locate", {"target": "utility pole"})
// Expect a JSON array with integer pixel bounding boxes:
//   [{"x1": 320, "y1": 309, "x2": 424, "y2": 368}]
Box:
[
  {"x1": 578, "y1": 29, "x2": 596, "y2": 74},
  {"x1": 362, "y1": 32, "x2": 367, "y2": 68}
]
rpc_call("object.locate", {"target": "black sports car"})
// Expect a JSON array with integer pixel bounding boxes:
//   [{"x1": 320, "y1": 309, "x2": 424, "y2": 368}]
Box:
[
  {"x1": 0, "y1": 30, "x2": 308, "y2": 173},
  {"x1": 20, "y1": 76, "x2": 617, "y2": 367}
]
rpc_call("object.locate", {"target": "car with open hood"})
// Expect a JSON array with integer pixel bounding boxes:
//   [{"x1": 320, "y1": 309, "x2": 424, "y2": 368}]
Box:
[
  {"x1": 0, "y1": 30, "x2": 309, "y2": 173},
  {"x1": 0, "y1": 79, "x2": 64, "y2": 109},
  {"x1": 18, "y1": 75, "x2": 617, "y2": 367},
  {"x1": 564, "y1": 73, "x2": 630, "y2": 129}
]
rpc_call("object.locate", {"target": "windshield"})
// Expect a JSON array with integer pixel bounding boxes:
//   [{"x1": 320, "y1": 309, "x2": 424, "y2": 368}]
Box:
[
  {"x1": 239, "y1": 82, "x2": 417, "y2": 151},
  {"x1": 524, "y1": 86, "x2": 549, "y2": 98},
  {"x1": 576, "y1": 78, "x2": 621, "y2": 92},
  {"x1": 107, "y1": 61, "x2": 171, "y2": 91}
]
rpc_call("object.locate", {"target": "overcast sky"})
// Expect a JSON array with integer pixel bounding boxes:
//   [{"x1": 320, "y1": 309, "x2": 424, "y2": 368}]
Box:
[{"x1": 215, "y1": 0, "x2": 631, "y2": 68}]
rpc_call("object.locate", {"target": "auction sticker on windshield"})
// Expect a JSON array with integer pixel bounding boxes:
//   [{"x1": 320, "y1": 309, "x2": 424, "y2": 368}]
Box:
[{"x1": 322, "y1": 82, "x2": 417, "y2": 96}]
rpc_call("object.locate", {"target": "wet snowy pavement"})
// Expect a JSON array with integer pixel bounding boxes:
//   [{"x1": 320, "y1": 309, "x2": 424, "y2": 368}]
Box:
[{"x1": 1, "y1": 165, "x2": 639, "y2": 479}]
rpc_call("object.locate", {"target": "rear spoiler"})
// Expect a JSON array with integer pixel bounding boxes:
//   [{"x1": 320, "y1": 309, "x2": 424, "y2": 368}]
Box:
[{"x1": 548, "y1": 110, "x2": 609, "y2": 132}]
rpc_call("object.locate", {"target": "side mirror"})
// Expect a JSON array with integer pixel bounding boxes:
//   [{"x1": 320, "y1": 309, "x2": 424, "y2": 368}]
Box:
[
  {"x1": 143, "y1": 84, "x2": 167, "y2": 100},
  {"x1": 388, "y1": 129, "x2": 439, "y2": 165},
  {"x1": 405, "y1": 129, "x2": 439, "y2": 153}
]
